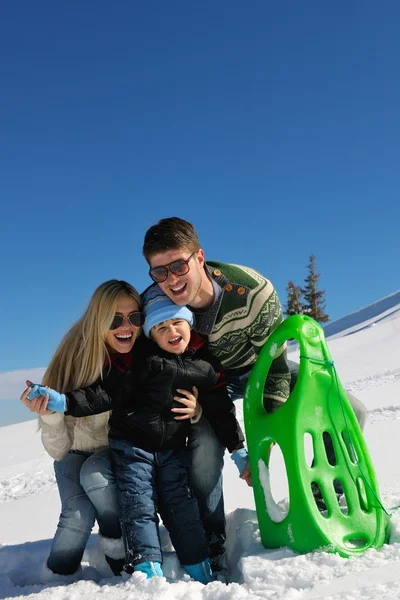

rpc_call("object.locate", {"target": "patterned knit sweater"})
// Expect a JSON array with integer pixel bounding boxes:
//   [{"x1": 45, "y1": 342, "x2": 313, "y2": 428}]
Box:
[{"x1": 193, "y1": 261, "x2": 290, "y2": 404}]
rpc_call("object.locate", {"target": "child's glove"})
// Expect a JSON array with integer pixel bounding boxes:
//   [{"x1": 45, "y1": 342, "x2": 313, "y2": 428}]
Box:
[
  {"x1": 231, "y1": 448, "x2": 249, "y2": 476},
  {"x1": 28, "y1": 384, "x2": 66, "y2": 413}
]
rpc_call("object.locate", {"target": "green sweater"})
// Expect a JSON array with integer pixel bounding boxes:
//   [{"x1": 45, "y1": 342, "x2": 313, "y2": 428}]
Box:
[{"x1": 194, "y1": 261, "x2": 290, "y2": 405}]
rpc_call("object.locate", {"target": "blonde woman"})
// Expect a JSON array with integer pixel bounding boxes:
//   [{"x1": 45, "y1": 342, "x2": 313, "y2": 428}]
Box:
[{"x1": 20, "y1": 280, "x2": 144, "y2": 583}]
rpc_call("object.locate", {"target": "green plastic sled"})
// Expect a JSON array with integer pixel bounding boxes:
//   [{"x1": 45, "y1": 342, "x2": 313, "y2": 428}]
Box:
[{"x1": 243, "y1": 314, "x2": 389, "y2": 558}]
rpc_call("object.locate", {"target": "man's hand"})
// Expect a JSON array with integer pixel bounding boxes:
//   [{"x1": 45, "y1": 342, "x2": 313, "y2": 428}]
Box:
[
  {"x1": 231, "y1": 448, "x2": 252, "y2": 485},
  {"x1": 240, "y1": 463, "x2": 253, "y2": 487}
]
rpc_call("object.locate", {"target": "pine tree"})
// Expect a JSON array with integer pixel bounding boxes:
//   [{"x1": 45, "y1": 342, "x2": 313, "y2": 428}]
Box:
[
  {"x1": 302, "y1": 255, "x2": 329, "y2": 323},
  {"x1": 285, "y1": 280, "x2": 304, "y2": 317}
]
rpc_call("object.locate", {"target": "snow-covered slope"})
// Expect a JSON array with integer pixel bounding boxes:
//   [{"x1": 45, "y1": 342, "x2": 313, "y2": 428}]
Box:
[
  {"x1": 324, "y1": 290, "x2": 400, "y2": 341},
  {"x1": 1, "y1": 295, "x2": 400, "y2": 599}
]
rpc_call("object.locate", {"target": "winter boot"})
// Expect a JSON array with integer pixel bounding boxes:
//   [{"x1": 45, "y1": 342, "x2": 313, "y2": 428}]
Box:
[
  {"x1": 40, "y1": 560, "x2": 82, "y2": 584},
  {"x1": 134, "y1": 561, "x2": 163, "y2": 578},
  {"x1": 207, "y1": 532, "x2": 229, "y2": 581},
  {"x1": 183, "y1": 558, "x2": 214, "y2": 584},
  {"x1": 105, "y1": 556, "x2": 125, "y2": 576},
  {"x1": 98, "y1": 533, "x2": 126, "y2": 576}
]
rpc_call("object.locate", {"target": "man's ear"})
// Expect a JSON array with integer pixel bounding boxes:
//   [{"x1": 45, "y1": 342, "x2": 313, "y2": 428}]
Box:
[{"x1": 196, "y1": 248, "x2": 205, "y2": 267}]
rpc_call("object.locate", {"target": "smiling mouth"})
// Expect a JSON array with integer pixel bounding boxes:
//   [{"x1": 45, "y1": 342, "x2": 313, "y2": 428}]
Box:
[
  {"x1": 168, "y1": 336, "x2": 182, "y2": 345},
  {"x1": 169, "y1": 283, "x2": 186, "y2": 295},
  {"x1": 115, "y1": 334, "x2": 133, "y2": 343}
]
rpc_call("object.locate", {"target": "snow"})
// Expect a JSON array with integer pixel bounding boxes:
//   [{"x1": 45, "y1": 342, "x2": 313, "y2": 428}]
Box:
[
  {"x1": 323, "y1": 290, "x2": 400, "y2": 340},
  {"x1": 1, "y1": 292, "x2": 400, "y2": 599}
]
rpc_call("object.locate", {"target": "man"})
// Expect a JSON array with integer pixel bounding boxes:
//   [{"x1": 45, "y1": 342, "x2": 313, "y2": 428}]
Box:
[
  {"x1": 142, "y1": 216, "x2": 366, "y2": 572},
  {"x1": 142, "y1": 217, "x2": 291, "y2": 406}
]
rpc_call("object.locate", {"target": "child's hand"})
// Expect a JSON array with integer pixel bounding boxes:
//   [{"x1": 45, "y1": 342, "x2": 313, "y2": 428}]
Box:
[{"x1": 172, "y1": 386, "x2": 198, "y2": 420}]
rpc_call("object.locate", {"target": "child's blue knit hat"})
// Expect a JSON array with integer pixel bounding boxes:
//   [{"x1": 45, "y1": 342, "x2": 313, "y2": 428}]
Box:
[{"x1": 142, "y1": 286, "x2": 194, "y2": 337}]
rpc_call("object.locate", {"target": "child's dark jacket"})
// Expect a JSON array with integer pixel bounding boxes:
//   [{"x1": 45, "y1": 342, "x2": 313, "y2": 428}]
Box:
[{"x1": 65, "y1": 334, "x2": 244, "y2": 453}]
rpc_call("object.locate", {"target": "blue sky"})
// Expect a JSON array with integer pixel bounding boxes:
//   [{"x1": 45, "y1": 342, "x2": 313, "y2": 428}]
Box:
[{"x1": 1, "y1": 1, "x2": 399, "y2": 373}]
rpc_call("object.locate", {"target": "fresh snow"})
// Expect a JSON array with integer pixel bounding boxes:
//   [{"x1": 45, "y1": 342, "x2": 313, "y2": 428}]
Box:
[{"x1": 1, "y1": 291, "x2": 400, "y2": 599}]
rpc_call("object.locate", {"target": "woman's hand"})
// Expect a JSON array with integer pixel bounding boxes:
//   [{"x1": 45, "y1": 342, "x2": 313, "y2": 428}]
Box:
[
  {"x1": 20, "y1": 380, "x2": 52, "y2": 415},
  {"x1": 172, "y1": 386, "x2": 199, "y2": 420}
]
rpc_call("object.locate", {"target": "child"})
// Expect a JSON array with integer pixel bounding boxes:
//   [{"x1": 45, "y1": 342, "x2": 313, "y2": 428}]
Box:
[{"x1": 29, "y1": 288, "x2": 249, "y2": 583}]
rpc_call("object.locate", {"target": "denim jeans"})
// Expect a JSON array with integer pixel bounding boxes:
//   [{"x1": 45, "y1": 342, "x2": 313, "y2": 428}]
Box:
[
  {"x1": 187, "y1": 416, "x2": 226, "y2": 551},
  {"x1": 109, "y1": 440, "x2": 208, "y2": 568},
  {"x1": 47, "y1": 449, "x2": 120, "y2": 576}
]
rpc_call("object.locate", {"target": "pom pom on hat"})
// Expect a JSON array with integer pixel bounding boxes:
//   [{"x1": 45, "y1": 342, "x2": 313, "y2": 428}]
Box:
[{"x1": 142, "y1": 287, "x2": 194, "y2": 337}]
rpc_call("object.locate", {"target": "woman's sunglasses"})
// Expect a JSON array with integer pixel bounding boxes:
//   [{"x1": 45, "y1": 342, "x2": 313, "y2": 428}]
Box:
[
  {"x1": 149, "y1": 252, "x2": 195, "y2": 283},
  {"x1": 109, "y1": 312, "x2": 145, "y2": 330}
]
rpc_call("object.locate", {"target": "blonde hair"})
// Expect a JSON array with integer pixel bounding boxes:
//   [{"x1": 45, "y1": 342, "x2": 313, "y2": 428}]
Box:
[{"x1": 42, "y1": 280, "x2": 141, "y2": 393}]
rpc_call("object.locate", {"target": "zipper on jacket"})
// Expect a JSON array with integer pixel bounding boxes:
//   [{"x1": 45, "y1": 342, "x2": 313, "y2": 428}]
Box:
[
  {"x1": 176, "y1": 355, "x2": 187, "y2": 381},
  {"x1": 159, "y1": 415, "x2": 166, "y2": 449}
]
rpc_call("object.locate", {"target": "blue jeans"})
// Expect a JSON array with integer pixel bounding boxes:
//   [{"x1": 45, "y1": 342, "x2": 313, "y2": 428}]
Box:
[
  {"x1": 109, "y1": 440, "x2": 208, "y2": 568},
  {"x1": 47, "y1": 449, "x2": 120, "y2": 575},
  {"x1": 187, "y1": 416, "x2": 226, "y2": 551}
]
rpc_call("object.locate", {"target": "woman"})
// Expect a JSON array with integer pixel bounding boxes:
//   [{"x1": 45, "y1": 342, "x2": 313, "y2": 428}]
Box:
[
  {"x1": 19, "y1": 280, "x2": 152, "y2": 583},
  {"x1": 48, "y1": 290, "x2": 248, "y2": 582}
]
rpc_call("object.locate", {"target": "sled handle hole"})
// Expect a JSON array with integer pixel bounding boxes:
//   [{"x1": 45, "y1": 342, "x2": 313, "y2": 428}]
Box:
[
  {"x1": 322, "y1": 431, "x2": 337, "y2": 466},
  {"x1": 343, "y1": 535, "x2": 369, "y2": 549},
  {"x1": 304, "y1": 432, "x2": 314, "y2": 468},
  {"x1": 356, "y1": 477, "x2": 370, "y2": 512},
  {"x1": 311, "y1": 481, "x2": 329, "y2": 517}
]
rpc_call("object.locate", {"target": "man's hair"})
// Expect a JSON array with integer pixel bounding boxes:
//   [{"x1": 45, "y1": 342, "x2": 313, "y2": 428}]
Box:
[{"x1": 143, "y1": 217, "x2": 201, "y2": 261}]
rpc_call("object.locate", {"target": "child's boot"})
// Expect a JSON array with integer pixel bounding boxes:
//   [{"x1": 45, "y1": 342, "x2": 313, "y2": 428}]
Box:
[
  {"x1": 134, "y1": 561, "x2": 163, "y2": 578},
  {"x1": 183, "y1": 558, "x2": 214, "y2": 584}
]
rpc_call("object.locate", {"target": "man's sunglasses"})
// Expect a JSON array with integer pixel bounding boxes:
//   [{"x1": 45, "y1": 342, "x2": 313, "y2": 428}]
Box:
[
  {"x1": 149, "y1": 252, "x2": 196, "y2": 284},
  {"x1": 109, "y1": 312, "x2": 145, "y2": 330}
]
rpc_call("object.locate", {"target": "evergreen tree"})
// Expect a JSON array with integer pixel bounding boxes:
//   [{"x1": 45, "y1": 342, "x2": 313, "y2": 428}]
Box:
[
  {"x1": 285, "y1": 280, "x2": 304, "y2": 316},
  {"x1": 302, "y1": 255, "x2": 329, "y2": 323}
]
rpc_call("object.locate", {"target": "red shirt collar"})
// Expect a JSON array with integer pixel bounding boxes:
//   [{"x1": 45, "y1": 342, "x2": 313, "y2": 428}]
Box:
[{"x1": 104, "y1": 351, "x2": 133, "y2": 372}]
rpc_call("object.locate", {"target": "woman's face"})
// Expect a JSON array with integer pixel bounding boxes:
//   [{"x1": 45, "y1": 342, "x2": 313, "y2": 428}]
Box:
[{"x1": 105, "y1": 295, "x2": 141, "y2": 354}]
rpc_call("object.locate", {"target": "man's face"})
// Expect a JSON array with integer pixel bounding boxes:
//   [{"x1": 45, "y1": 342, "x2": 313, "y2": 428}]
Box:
[{"x1": 148, "y1": 248, "x2": 205, "y2": 306}]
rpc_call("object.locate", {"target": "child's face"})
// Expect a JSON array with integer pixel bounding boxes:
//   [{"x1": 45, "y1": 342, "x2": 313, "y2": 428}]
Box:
[{"x1": 151, "y1": 319, "x2": 191, "y2": 354}]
